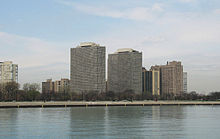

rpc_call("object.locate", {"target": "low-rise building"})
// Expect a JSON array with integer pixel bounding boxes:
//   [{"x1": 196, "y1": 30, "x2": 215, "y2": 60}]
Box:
[
  {"x1": 54, "y1": 78, "x2": 70, "y2": 93},
  {"x1": 42, "y1": 78, "x2": 70, "y2": 93},
  {"x1": 42, "y1": 79, "x2": 54, "y2": 93}
]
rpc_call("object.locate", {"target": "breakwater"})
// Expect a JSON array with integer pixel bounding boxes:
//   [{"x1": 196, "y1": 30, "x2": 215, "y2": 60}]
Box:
[{"x1": 0, "y1": 101, "x2": 220, "y2": 108}]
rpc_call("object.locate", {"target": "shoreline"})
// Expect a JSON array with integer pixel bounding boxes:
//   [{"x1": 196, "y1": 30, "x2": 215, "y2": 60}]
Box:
[{"x1": 0, "y1": 101, "x2": 220, "y2": 108}]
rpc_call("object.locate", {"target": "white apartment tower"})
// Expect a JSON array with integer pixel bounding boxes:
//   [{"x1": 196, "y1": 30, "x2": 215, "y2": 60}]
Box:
[{"x1": 0, "y1": 61, "x2": 18, "y2": 84}]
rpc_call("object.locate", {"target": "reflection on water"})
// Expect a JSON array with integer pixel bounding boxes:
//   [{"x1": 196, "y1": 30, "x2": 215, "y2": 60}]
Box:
[
  {"x1": 150, "y1": 106, "x2": 185, "y2": 138},
  {"x1": 0, "y1": 109, "x2": 18, "y2": 137},
  {"x1": 0, "y1": 106, "x2": 220, "y2": 139},
  {"x1": 69, "y1": 107, "x2": 106, "y2": 138}
]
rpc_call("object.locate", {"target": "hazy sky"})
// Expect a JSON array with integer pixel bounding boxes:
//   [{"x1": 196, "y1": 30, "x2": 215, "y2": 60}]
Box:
[{"x1": 0, "y1": 0, "x2": 220, "y2": 94}]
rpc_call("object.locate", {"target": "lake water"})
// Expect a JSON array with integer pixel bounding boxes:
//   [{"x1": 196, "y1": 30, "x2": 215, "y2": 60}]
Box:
[{"x1": 0, "y1": 106, "x2": 220, "y2": 139}]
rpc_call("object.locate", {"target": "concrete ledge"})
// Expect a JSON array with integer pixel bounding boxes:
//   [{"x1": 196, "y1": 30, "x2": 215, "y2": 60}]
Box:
[{"x1": 0, "y1": 101, "x2": 220, "y2": 108}]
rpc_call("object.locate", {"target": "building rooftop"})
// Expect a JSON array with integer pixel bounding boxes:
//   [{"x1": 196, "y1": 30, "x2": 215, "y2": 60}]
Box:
[
  {"x1": 168, "y1": 61, "x2": 181, "y2": 66},
  {"x1": 77, "y1": 42, "x2": 100, "y2": 48},
  {"x1": 114, "y1": 48, "x2": 138, "y2": 54},
  {"x1": 0, "y1": 61, "x2": 12, "y2": 64},
  {"x1": 0, "y1": 61, "x2": 17, "y2": 65}
]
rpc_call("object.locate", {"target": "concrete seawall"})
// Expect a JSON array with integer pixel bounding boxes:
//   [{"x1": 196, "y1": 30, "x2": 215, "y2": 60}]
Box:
[{"x1": 0, "y1": 101, "x2": 220, "y2": 108}]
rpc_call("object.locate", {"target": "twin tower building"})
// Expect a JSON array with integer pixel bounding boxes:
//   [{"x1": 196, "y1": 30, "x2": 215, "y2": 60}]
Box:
[
  {"x1": 70, "y1": 42, "x2": 185, "y2": 95},
  {"x1": 70, "y1": 42, "x2": 142, "y2": 94}
]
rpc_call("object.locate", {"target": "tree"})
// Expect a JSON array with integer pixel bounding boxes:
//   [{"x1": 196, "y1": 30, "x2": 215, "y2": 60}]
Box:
[
  {"x1": 142, "y1": 91, "x2": 153, "y2": 100},
  {"x1": 188, "y1": 91, "x2": 198, "y2": 100},
  {"x1": 22, "y1": 83, "x2": 41, "y2": 101},
  {"x1": 0, "y1": 84, "x2": 3, "y2": 101},
  {"x1": 16, "y1": 90, "x2": 26, "y2": 101},
  {"x1": 208, "y1": 92, "x2": 220, "y2": 100},
  {"x1": 4, "y1": 82, "x2": 20, "y2": 101},
  {"x1": 84, "y1": 91, "x2": 99, "y2": 101},
  {"x1": 106, "y1": 91, "x2": 115, "y2": 101},
  {"x1": 0, "y1": 89, "x2": 2, "y2": 101},
  {"x1": 69, "y1": 92, "x2": 81, "y2": 101},
  {"x1": 27, "y1": 90, "x2": 41, "y2": 101},
  {"x1": 23, "y1": 83, "x2": 40, "y2": 92},
  {"x1": 117, "y1": 89, "x2": 135, "y2": 101}
]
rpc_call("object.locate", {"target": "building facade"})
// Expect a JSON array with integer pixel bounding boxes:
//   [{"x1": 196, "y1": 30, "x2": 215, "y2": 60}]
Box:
[
  {"x1": 42, "y1": 78, "x2": 70, "y2": 93},
  {"x1": 42, "y1": 79, "x2": 54, "y2": 93},
  {"x1": 142, "y1": 67, "x2": 152, "y2": 94},
  {"x1": 0, "y1": 61, "x2": 18, "y2": 84},
  {"x1": 108, "y1": 48, "x2": 142, "y2": 94},
  {"x1": 153, "y1": 61, "x2": 183, "y2": 95},
  {"x1": 151, "y1": 68, "x2": 160, "y2": 96},
  {"x1": 54, "y1": 78, "x2": 70, "y2": 93},
  {"x1": 70, "y1": 42, "x2": 106, "y2": 94},
  {"x1": 142, "y1": 67, "x2": 160, "y2": 96},
  {"x1": 183, "y1": 72, "x2": 187, "y2": 93}
]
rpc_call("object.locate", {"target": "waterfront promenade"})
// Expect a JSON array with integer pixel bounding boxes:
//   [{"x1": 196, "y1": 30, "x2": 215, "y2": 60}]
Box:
[{"x1": 0, "y1": 101, "x2": 220, "y2": 108}]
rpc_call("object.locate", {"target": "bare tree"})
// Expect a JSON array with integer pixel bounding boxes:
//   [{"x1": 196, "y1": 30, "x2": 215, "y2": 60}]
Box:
[
  {"x1": 23, "y1": 83, "x2": 40, "y2": 92},
  {"x1": 4, "y1": 82, "x2": 20, "y2": 101}
]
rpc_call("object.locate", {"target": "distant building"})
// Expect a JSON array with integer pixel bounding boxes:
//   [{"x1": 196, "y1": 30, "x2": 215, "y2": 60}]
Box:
[
  {"x1": 142, "y1": 68, "x2": 152, "y2": 94},
  {"x1": 183, "y1": 72, "x2": 187, "y2": 93},
  {"x1": 108, "y1": 48, "x2": 142, "y2": 94},
  {"x1": 42, "y1": 79, "x2": 54, "y2": 93},
  {"x1": 70, "y1": 42, "x2": 106, "y2": 94},
  {"x1": 152, "y1": 61, "x2": 183, "y2": 95},
  {"x1": 42, "y1": 78, "x2": 70, "y2": 93},
  {"x1": 142, "y1": 67, "x2": 160, "y2": 96},
  {"x1": 151, "y1": 67, "x2": 160, "y2": 96},
  {"x1": 0, "y1": 61, "x2": 18, "y2": 84},
  {"x1": 54, "y1": 78, "x2": 70, "y2": 93}
]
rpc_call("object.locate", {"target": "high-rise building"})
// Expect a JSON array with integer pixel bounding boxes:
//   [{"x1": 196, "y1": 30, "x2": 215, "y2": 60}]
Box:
[
  {"x1": 108, "y1": 48, "x2": 142, "y2": 94},
  {"x1": 183, "y1": 72, "x2": 187, "y2": 93},
  {"x1": 152, "y1": 61, "x2": 183, "y2": 95},
  {"x1": 0, "y1": 61, "x2": 18, "y2": 84},
  {"x1": 70, "y1": 42, "x2": 106, "y2": 94},
  {"x1": 142, "y1": 67, "x2": 152, "y2": 94},
  {"x1": 142, "y1": 67, "x2": 160, "y2": 96},
  {"x1": 151, "y1": 67, "x2": 160, "y2": 96}
]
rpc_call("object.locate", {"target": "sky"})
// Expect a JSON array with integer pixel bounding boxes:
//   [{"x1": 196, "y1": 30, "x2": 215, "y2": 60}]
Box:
[{"x1": 0, "y1": 0, "x2": 220, "y2": 94}]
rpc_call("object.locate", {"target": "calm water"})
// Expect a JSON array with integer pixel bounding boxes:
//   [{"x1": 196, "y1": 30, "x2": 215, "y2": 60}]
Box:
[{"x1": 0, "y1": 106, "x2": 220, "y2": 139}]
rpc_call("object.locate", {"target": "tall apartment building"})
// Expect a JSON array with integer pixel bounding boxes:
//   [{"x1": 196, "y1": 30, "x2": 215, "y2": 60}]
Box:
[
  {"x1": 183, "y1": 72, "x2": 187, "y2": 93},
  {"x1": 70, "y1": 42, "x2": 106, "y2": 94},
  {"x1": 152, "y1": 61, "x2": 183, "y2": 95},
  {"x1": 42, "y1": 78, "x2": 70, "y2": 93},
  {"x1": 0, "y1": 61, "x2": 18, "y2": 84},
  {"x1": 142, "y1": 67, "x2": 160, "y2": 96},
  {"x1": 142, "y1": 68, "x2": 152, "y2": 94},
  {"x1": 54, "y1": 78, "x2": 70, "y2": 93},
  {"x1": 151, "y1": 67, "x2": 160, "y2": 96},
  {"x1": 108, "y1": 48, "x2": 142, "y2": 94}
]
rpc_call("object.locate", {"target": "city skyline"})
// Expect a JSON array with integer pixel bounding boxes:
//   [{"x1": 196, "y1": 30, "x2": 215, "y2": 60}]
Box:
[{"x1": 0, "y1": 0, "x2": 220, "y2": 93}]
